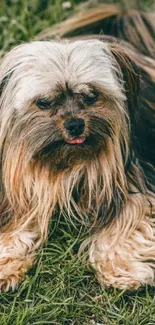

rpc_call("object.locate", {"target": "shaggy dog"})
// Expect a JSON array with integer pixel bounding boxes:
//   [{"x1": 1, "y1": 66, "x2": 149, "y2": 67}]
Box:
[{"x1": 0, "y1": 3, "x2": 154, "y2": 291}]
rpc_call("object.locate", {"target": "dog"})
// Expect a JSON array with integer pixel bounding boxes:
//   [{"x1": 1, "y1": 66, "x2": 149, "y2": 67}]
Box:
[{"x1": 0, "y1": 3, "x2": 155, "y2": 292}]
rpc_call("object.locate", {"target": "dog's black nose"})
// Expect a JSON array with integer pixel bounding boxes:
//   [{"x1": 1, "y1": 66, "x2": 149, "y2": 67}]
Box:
[{"x1": 64, "y1": 118, "x2": 85, "y2": 136}]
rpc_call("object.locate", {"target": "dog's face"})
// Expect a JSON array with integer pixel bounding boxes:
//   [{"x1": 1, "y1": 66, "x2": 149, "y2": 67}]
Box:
[{"x1": 0, "y1": 40, "x2": 128, "y2": 172}]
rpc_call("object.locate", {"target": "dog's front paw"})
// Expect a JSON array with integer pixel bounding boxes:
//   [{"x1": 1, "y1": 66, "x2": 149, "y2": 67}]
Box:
[
  {"x1": 97, "y1": 271, "x2": 142, "y2": 290},
  {"x1": 95, "y1": 260, "x2": 155, "y2": 290},
  {"x1": 0, "y1": 255, "x2": 35, "y2": 292}
]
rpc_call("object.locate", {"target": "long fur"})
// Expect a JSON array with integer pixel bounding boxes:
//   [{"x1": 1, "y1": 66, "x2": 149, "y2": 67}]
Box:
[{"x1": 0, "y1": 4, "x2": 155, "y2": 291}]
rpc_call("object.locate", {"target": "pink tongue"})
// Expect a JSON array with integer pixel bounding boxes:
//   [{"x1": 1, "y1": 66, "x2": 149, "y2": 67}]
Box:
[{"x1": 66, "y1": 138, "x2": 85, "y2": 144}]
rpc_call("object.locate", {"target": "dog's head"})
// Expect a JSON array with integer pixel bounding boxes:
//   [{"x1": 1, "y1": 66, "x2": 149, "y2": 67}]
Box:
[
  {"x1": 0, "y1": 40, "x2": 136, "y2": 169},
  {"x1": 0, "y1": 39, "x2": 140, "y2": 228}
]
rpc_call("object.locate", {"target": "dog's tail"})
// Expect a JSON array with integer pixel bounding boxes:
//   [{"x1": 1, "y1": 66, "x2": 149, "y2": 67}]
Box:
[{"x1": 36, "y1": 2, "x2": 155, "y2": 58}]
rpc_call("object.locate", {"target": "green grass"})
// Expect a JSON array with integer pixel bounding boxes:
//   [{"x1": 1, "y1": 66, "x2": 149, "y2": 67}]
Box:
[{"x1": 0, "y1": 0, "x2": 155, "y2": 324}]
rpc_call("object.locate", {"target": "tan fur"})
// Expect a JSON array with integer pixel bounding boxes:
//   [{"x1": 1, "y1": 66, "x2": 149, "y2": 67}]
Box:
[
  {"x1": 82, "y1": 192, "x2": 155, "y2": 290},
  {"x1": 0, "y1": 231, "x2": 36, "y2": 291}
]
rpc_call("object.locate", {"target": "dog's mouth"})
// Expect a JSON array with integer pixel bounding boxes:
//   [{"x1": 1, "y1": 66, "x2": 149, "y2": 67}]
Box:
[
  {"x1": 65, "y1": 137, "x2": 86, "y2": 144},
  {"x1": 33, "y1": 134, "x2": 103, "y2": 170},
  {"x1": 36, "y1": 136, "x2": 98, "y2": 159}
]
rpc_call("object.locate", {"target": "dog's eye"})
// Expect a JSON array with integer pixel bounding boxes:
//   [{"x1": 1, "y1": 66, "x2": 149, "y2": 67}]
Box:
[
  {"x1": 36, "y1": 98, "x2": 55, "y2": 110},
  {"x1": 83, "y1": 94, "x2": 97, "y2": 105}
]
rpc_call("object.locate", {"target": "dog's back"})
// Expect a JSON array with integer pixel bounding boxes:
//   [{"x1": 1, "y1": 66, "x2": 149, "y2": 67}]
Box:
[{"x1": 37, "y1": 3, "x2": 155, "y2": 57}]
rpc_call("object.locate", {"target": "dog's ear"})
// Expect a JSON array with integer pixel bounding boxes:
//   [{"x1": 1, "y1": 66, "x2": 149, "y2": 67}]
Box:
[
  {"x1": 109, "y1": 43, "x2": 141, "y2": 118},
  {"x1": 108, "y1": 43, "x2": 144, "y2": 163}
]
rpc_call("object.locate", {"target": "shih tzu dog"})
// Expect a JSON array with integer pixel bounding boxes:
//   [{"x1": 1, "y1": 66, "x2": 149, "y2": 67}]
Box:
[{"x1": 0, "y1": 3, "x2": 155, "y2": 292}]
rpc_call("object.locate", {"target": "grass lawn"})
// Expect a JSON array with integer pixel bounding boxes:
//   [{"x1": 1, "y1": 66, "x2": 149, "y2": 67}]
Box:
[{"x1": 0, "y1": 0, "x2": 155, "y2": 324}]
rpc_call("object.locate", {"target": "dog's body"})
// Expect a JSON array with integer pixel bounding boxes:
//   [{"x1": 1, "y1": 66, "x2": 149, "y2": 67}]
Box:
[{"x1": 0, "y1": 4, "x2": 155, "y2": 291}]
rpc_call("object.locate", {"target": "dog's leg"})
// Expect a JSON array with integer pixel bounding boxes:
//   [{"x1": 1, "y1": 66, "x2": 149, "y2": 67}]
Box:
[
  {"x1": 0, "y1": 226, "x2": 40, "y2": 291},
  {"x1": 87, "y1": 194, "x2": 155, "y2": 290}
]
